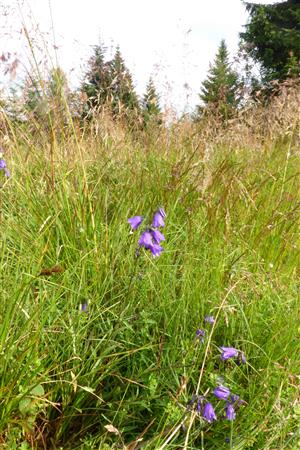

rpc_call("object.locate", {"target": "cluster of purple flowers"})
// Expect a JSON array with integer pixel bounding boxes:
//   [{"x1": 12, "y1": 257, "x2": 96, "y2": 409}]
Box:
[
  {"x1": 194, "y1": 385, "x2": 242, "y2": 423},
  {"x1": 128, "y1": 208, "x2": 166, "y2": 258},
  {"x1": 0, "y1": 149, "x2": 10, "y2": 178},
  {"x1": 194, "y1": 315, "x2": 246, "y2": 425}
]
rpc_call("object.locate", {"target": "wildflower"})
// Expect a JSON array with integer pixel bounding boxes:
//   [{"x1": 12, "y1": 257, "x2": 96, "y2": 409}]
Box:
[
  {"x1": 213, "y1": 385, "x2": 230, "y2": 400},
  {"x1": 196, "y1": 328, "x2": 205, "y2": 343},
  {"x1": 150, "y1": 243, "x2": 164, "y2": 258},
  {"x1": 128, "y1": 215, "x2": 143, "y2": 231},
  {"x1": 225, "y1": 403, "x2": 236, "y2": 421},
  {"x1": 138, "y1": 230, "x2": 153, "y2": 249},
  {"x1": 152, "y1": 207, "x2": 166, "y2": 228},
  {"x1": 229, "y1": 394, "x2": 244, "y2": 407},
  {"x1": 204, "y1": 315, "x2": 215, "y2": 324},
  {"x1": 203, "y1": 402, "x2": 217, "y2": 423},
  {"x1": 196, "y1": 395, "x2": 205, "y2": 412},
  {"x1": 80, "y1": 302, "x2": 88, "y2": 312},
  {"x1": 230, "y1": 394, "x2": 240, "y2": 403},
  {"x1": 0, "y1": 158, "x2": 10, "y2": 178},
  {"x1": 150, "y1": 228, "x2": 165, "y2": 244},
  {"x1": 220, "y1": 347, "x2": 239, "y2": 361}
]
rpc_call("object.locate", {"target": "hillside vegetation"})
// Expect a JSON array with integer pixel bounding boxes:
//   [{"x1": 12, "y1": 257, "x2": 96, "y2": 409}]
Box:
[{"x1": 0, "y1": 82, "x2": 299, "y2": 449}]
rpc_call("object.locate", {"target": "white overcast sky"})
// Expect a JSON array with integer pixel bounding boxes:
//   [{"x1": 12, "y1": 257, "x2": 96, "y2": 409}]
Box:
[{"x1": 0, "y1": 0, "x2": 282, "y2": 113}]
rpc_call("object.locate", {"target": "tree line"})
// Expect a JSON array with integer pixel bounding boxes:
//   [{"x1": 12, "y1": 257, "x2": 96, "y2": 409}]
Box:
[{"x1": 2, "y1": 0, "x2": 300, "y2": 127}]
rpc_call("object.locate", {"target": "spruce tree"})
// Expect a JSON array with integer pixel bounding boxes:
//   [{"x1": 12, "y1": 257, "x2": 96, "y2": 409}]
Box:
[
  {"x1": 142, "y1": 77, "x2": 161, "y2": 126},
  {"x1": 109, "y1": 47, "x2": 139, "y2": 118},
  {"x1": 240, "y1": 0, "x2": 300, "y2": 84},
  {"x1": 196, "y1": 40, "x2": 241, "y2": 120},
  {"x1": 81, "y1": 43, "x2": 112, "y2": 113},
  {"x1": 81, "y1": 44, "x2": 139, "y2": 122}
]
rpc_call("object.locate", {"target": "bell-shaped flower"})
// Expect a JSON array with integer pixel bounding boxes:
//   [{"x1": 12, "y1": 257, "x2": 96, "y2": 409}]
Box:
[
  {"x1": 203, "y1": 402, "x2": 217, "y2": 423},
  {"x1": 150, "y1": 243, "x2": 164, "y2": 258},
  {"x1": 204, "y1": 315, "x2": 215, "y2": 324},
  {"x1": 152, "y1": 208, "x2": 166, "y2": 228},
  {"x1": 213, "y1": 385, "x2": 230, "y2": 400},
  {"x1": 196, "y1": 328, "x2": 205, "y2": 343},
  {"x1": 151, "y1": 229, "x2": 165, "y2": 244},
  {"x1": 220, "y1": 347, "x2": 239, "y2": 361},
  {"x1": 128, "y1": 215, "x2": 143, "y2": 231},
  {"x1": 225, "y1": 403, "x2": 236, "y2": 421},
  {"x1": 138, "y1": 230, "x2": 153, "y2": 249},
  {"x1": 0, "y1": 158, "x2": 10, "y2": 178}
]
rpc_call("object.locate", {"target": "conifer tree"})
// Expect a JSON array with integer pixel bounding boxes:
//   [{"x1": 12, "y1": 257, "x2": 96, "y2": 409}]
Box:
[
  {"x1": 240, "y1": 0, "x2": 300, "y2": 84},
  {"x1": 142, "y1": 77, "x2": 162, "y2": 126},
  {"x1": 196, "y1": 40, "x2": 241, "y2": 120},
  {"x1": 81, "y1": 43, "x2": 112, "y2": 113},
  {"x1": 109, "y1": 47, "x2": 139, "y2": 118},
  {"x1": 81, "y1": 44, "x2": 139, "y2": 122}
]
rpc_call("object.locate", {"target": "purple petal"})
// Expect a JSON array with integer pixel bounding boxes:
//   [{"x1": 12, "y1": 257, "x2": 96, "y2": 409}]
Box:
[
  {"x1": 150, "y1": 243, "x2": 164, "y2": 257},
  {"x1": 225, "y1": 403, "x2": 236, "y2": 421},
  {"x1": 0, "y1": 159, "x2": 6, "y2": 169},
  {"x1": 152, "y1": 209, "x2": 166, "y2": 228},
  {"x1": 151, "y1": 229, "x2": 165, "y2": 244},
  {"x1": 196, "y1": 395, "x2": 205, "y2": 412},
  {"x1": 128, "y1": 215, "x2": 143, "y2": 230},
  {"x1": 138, "y1": 231, "x2": 153, "y2": 249},
  {"x1": 220, "y1": 347, "x2": 239, "y2": 361},
  {"x1": 196, "y1": 328, "x2": 205, "y2": 343},
  {"x1": 204, "y1": 315, "x2": 215, "y2": 324},
  {"x1": 196, "y1": 329, "x2": 205, "y2": 337},
  {"x1": 158, "y1": 207, "x2": 166, "y2": 218},
  {"x1": 213, "y1": 385, "x2": 230, "y2": 400},
  {"x1": 230, "y1": 394, "x2": 240, "y2": 403},
  {"x1": 203, "y1": 402, "x2": 217, "y2": 423},
  {"x1": 80, "y1": 303, "x2": 88, "y2": 312}
]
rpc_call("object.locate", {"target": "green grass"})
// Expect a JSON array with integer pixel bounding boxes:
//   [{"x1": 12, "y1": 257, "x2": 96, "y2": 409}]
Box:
[{"x1": 0, "y1": 131, "x2": 299, "y2": 449}]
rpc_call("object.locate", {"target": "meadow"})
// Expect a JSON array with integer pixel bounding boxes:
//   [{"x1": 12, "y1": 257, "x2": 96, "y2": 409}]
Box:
[{"x1": 0, "y1": 83, "x2": 299, "y2": 449}]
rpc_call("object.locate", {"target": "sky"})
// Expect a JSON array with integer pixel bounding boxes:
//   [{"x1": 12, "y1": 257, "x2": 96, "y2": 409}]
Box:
[{"x1": 0, "y1": 0, "x2": 283, "y2": 113}]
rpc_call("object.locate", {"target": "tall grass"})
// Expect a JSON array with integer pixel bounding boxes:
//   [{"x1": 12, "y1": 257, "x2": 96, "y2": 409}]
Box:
[
  {"x1": 0, "y1": 15, "x2": 300, "y2": 444},
  {"x1": 1, "y1": 88, "x2": 299, "y2": 449}
]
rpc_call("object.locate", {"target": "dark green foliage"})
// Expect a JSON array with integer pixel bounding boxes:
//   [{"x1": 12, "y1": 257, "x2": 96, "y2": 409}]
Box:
[
  {"x1": 196, "y1": 40, "x2": 241, "y2": 121},
  {"x1": 81, "y1": 43, "x2": 112, "y2": 112},
  {"x1": 240, "y1": 1, "x2": 300, "y2": 83},
  {"x1": 109, "y1": 47, "x2": 140, "y2": 119},
  {"x1": 81, "y1": 45, "x2": 140, "y2": 122},
  {"x1": 142, "y1": 77, "x2": 162, "y2": 127}
]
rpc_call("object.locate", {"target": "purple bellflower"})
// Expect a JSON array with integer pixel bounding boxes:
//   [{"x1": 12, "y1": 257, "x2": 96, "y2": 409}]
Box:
[
  {"x1": 196, "y1": 395, "x2": 205, "y2": 413},
  {"x1": 225, "y1": 403, "x2": 236, "y2": 421},
  {"x1": 203, "y1": 402, "x2": 217, "y2": 423},
  {"x1": 0, "y1": 158, "x2": 10, "y2": 178},
  {"x1": 152, "y1": 208, "x2": 166, "y2": 228},
  {"x1": 150, "y1": 243, "x2": 164, "y2": 257},
  {"x1": 220, "y1": 347, "x2": 239, "y2": 361},
  {"x1": 138, "y1": 230, "x2": 153, "y2": 249},
  {"x1": 80, "y1": 302, "x2": 88, "y2": 312},
  {"x1": 151, "y1": 229, "x2": 165, "y2": 244},
  {"x1": 213, "y1": 385, "x2": 231, "y2": 400},
  {"x1": 130, "y1": 207, "x2": 166, "y2": 258},
  {"x1": 204, "y1": 315, "x2": 215, "y2": 324},
  {"x1": 196, "y1": 328, "x2": 205, "y2": 343},
  {"x1": 138, "y1": 231, "x2": 164, "y2": 257},
  {"x1": 128, "y1": 215, "x2": 143, "y2": 230}
]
